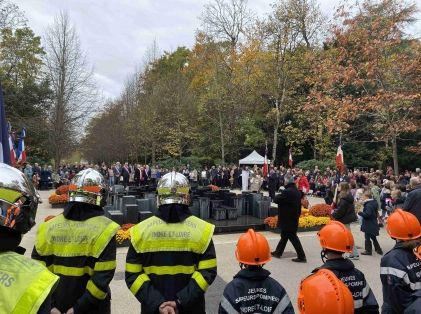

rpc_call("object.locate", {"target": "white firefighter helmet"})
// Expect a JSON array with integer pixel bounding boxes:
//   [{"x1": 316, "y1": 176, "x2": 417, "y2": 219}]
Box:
[
  {"x1": 68, "y1": 168, "x2": 107, "y2": 207},
  {"x1": 157, "y1": 171, "x2": 190, "y2": 206},
  {"x1": 0, "y1": 163, "x2": 38, "y2": 233}
]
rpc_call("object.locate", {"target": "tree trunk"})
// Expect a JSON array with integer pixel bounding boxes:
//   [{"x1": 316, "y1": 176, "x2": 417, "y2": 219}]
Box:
[
  {"x1": 218, "y1": 110, "x2": 225, "y2": 165},
  {"x1": 313, "y1": 137, "x2": 317, "y2": 160},
  {"x1": 151, "y1": 141, "x2": 156, "y2": 165},
  {"x1": 272, "y1": 101, "x2": 280, "y2": 163},
  {"x1": 391, "y1": 134, "x2": 399, "y2": 176}
]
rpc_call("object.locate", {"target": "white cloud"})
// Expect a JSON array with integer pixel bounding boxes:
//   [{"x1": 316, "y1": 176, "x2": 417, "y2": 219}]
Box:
[{"x1": 13, "y1": 0, "x2": 421, "y2": 101}]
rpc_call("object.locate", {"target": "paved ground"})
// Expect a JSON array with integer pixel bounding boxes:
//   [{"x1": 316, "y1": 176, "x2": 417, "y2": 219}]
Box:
[{"x1": 20, "y1": 190, "x2": 394, "y2": 313}]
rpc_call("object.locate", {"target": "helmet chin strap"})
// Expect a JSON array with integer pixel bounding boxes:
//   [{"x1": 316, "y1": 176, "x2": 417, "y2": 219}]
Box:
[{"x1": 321, "y1": 249, "x2": 328, "y2": 263}]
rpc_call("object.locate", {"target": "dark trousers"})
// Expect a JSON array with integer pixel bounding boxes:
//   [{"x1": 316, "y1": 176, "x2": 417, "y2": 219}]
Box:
[
  {"x1": 275, "y1": 230, "x2": 306, "y2": 259},
  {"x1": 364, "y1": 232, "x2": 381, "y2": 249}
]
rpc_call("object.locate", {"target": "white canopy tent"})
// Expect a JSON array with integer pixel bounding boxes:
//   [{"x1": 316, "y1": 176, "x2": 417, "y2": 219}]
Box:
[{"x1": 238, "y1": 150, "x2": 270, "y2": 165}]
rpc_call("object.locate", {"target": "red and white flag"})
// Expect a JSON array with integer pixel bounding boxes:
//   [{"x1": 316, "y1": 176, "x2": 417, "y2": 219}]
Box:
[
  {"x1": 8, "y1": 133, "x2": 16, "y2": 166},
  {"x1": 288, "y1": 148, "x2": 293, "y2": 168},
  {"x1": 262, "y1": 145, "x2": 268, "y2": 177},
  {"x1": 336, "y1": 145, "x2": 344, "y2": 173}
]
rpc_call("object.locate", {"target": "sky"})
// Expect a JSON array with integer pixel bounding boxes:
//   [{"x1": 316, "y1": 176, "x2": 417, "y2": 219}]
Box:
[{"x1": 14, "y1": 0, "x2": 421, "y2": 101}]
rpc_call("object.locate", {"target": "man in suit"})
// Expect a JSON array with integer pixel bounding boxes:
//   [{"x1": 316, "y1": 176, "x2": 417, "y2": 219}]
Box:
[
  {"x1": 121, "y1": 162, "x2": 130, "y2": 189},
  {"x1": 271, "y1": 174, "x2": 307, "y2": 263},
  {"x1": 134, "y1": 164, "x2": 141, "y2": 187}
]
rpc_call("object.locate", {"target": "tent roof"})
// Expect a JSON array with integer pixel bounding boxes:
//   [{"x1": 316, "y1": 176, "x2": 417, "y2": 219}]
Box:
[{"x1": 239, "y1": 150, "x2": 270, "y2": 165}]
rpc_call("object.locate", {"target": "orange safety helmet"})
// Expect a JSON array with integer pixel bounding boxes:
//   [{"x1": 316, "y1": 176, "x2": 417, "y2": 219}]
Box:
[
  {"x1": 235, "y1": 229, "x2": 271, "y2": 266},
  {"x1": 298, "y1": 269, "x2": 354, "y2": 314},
  {"x1": 318, "y1": 221, "x2": 354, "y2": 253},
  {"x1": 414, "y1": 245, "x2": 421, "y2": 261},
  {"x1": 386, "y1": 209, "x2": 421, "y2": 240}
]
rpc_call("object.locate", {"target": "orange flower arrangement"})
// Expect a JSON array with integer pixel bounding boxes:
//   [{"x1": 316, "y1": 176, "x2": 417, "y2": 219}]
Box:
[
  {"x1": 48, "y1": 193, "x2": 69, "y2": 204},
  {"x1": 55, "y1": 185, "x2": 69, "y2": 195},
  {"x1": 116, "y1": 224, "x2": 135, "y2": 244},
  {"x1": 208, "y1": 185, "x2": 220, "y2": 192},
  {"x1": 309, "y1": 204, "x2": 332, "y2": 217}
]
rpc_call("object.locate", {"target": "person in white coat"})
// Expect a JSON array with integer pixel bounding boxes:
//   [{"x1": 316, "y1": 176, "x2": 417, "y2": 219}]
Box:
[{"x1": 241, "y1": 166, "x2": 250, "y2": 191}]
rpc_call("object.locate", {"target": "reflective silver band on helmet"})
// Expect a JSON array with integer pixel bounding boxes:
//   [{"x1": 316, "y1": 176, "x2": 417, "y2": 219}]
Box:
[{"x1": 157, "y1": 171, "x2": 191, "y2": 206}]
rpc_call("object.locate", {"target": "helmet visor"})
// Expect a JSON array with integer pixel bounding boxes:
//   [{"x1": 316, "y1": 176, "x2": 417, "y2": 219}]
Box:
[{"x1": 0, "y1": 199, "x2": 23, "y2": 229}]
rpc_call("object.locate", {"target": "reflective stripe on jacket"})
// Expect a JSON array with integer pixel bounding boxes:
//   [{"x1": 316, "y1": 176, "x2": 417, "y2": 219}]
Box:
[
  {"x1": 380, "y1": 242, "x2": 421, "y2": 314},
  {"x1": 0, "y1": 251, "x2": 58, "y2": 314},
  {"x1": 125, "y1": 215, "x2": 217, "y2": 314},
  {"x1": 318, "y1": 258, "x2": 379, "y2": 314},
  {"x1": 32, "y1": 213, "x2": 119, "y2": 313},
  {"x1": 218, "y1": 268, "x2": 294, "y2": 314}
]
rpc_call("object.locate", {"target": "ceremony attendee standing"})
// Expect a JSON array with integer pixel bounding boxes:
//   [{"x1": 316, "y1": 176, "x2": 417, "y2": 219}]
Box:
[
  {"x1": 403, "y1": 176, "x2": 421, "y2": 223},
  {"x1": 0, "y1": 163, "x2": 59, "y2": 314},
  {"x1": 272, "y1": 174, "x2": 307, "y2": 262},
  {"x1": 125, "y1": 172, "x2": 217, "y2": 314},
  {"x1": 32, "y1": 169, "x2": 119, "y2": 314},
  {"x1": 380, "y1": 209, "x2": 421, "y2": 313},
  {"x1": 241, "y1": 166, "x2": 249, "y2": 191},
  {"x1": 358, "y1": 189, "x2": 383, "y2": 256},
  {"x1": 332, "y1": 182, "x2": 359, "y2": 259},
  {"x1": 219, "y1": 229, "x2": 294, "y2": 314},
  {"x1": 121, "y1": 162, "x2": 130, "y2": 189}
]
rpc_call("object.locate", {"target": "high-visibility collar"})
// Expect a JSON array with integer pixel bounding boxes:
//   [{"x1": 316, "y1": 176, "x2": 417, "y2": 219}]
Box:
[
  {"x1": 35, "y1": 214, "x2": 119, "y2": 258},
  {"x1": 131, "y1": 215, "x2": 215, "y2": 254},
  {"x1": 0, "y1": 251, "x2": 58, "y2": 314}
]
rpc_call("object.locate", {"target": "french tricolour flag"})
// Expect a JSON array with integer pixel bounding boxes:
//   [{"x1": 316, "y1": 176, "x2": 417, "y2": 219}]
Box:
[
  {"x1": 17, "y1": 128, "x2": 26, "y2": 163},
  {"x1": 0, "y1": 83, "x2": 12, "y2": 165}
]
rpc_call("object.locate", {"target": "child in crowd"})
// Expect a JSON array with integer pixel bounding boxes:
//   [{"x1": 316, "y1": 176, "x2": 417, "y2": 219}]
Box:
[
  {"x1": 313, "y1": 221, "x2": 379, "y2": 313},
  {"x1": 358, "y1": 189, "x2": 383, "y2": 255},
  {"x1": 219, "y1": 229, "x2": 294, "y2": 314}
]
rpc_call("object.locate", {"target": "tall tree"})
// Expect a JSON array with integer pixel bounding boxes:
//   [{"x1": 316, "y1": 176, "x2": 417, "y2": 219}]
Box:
[
  {"x1": 307, "y1": 0, "x2": 421, "y2": 175},
  {"x1": 44, "y1": 11, "x2": 97, "y2": 167},
  {"x1": 0, "y1": 26, "x2": 51, "y2": 162},
  {"x1": 258, "y1": 0, "x2": 324, "y2": 162},
  {"x1": 0, "y1": 0, "x2": 26, "y2": 30}
]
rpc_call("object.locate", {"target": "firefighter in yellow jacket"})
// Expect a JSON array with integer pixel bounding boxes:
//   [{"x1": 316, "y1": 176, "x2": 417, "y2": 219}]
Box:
[
  {"x1": 32, "y1": 168, "x2": 119, "y2": 314},
  {"x1": 125, "y1": 171, "x2": 217, "y2": 314},
  {"x1": 0, "y1": 163, "x2": 59, "y2": 314}
]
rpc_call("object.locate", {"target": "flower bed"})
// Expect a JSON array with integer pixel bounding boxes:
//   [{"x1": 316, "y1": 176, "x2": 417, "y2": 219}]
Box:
[
  {"x1": 49, "y1": 185, "x2": 70, "y2": 206},
  {"x1": 55, "y1": 185, "x2": 69, "y2": 195},
  {"x1": 264, "y1": 205, "x2": 331, "y2": 231},
  {"x1": 48, "y1": 193, "x2": 69, "y2": 205},
  {"x1": 116, "y1": 223, "x2": 135, "y2": 246},
  {"x1": 309, "y1": 204, "x2": 332, "y2": 217}
]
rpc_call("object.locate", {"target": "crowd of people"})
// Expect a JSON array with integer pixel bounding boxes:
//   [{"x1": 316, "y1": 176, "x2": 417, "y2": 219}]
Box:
[
  {"x1": 0, "y1": 164, "x2": 421, "y2": 314},
  {"x1": 0, "y1": 162, "x2": 421, "y2": 313}
]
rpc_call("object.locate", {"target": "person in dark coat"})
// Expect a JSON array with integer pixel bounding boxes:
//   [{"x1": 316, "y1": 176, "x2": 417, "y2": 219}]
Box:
[
  {"x1": 315, "y1": 221, "x2": 379, "y2": 314},
  {"x1": 271, "y1": 174, "x2": 306, "y2": 262},
  {"x1": 403, "y1": 177, "x2": 421, "y2": 223},
  {"x1": 358, "y1": 189, "x2": 383, "y2": 255},
  {"x1": 332, "y1": 182, "x2": 359, "y2": 259},
  {"x1": 134, "y1": 164, "x2": 141, "y2": 187},
  {"x1": 121, "y1": 162, "x2": 130, "y2": 189},
  {"x1": 219, "y1": 229, "x2": 294, "y2": 314},
  {"x1": 268, "y1": 168, "x2": 278, "y2": 202}
]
